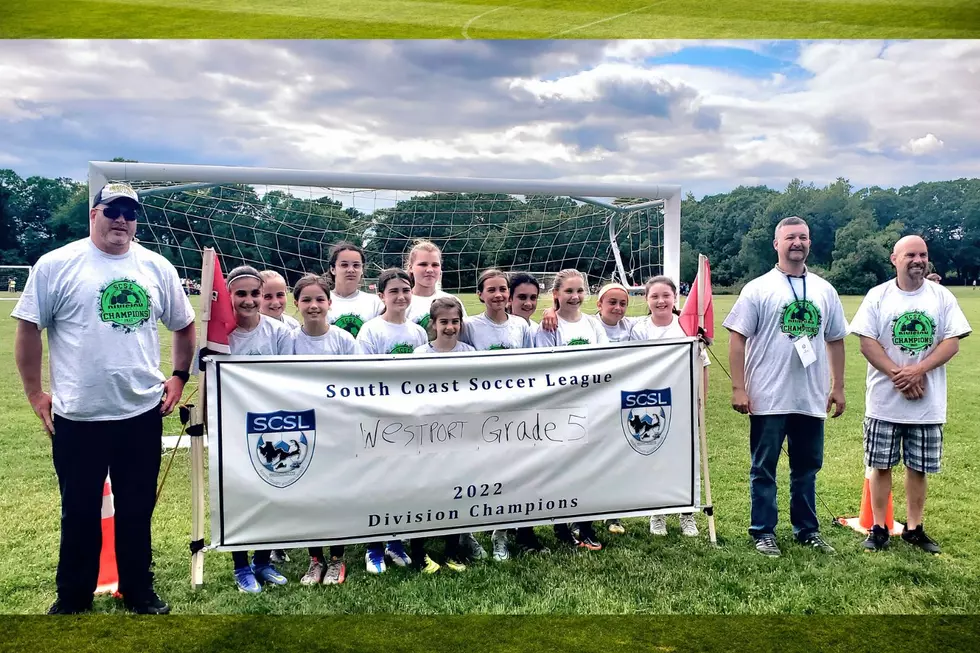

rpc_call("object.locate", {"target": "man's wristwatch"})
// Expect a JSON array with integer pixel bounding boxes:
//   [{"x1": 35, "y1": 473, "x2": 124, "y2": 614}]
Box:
[{"x1": 172, "y1": 370, "x2": 190, "y2": 383}]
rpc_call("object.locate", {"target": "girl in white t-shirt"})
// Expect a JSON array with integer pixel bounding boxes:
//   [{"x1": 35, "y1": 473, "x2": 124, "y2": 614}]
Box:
[
  {"x1": 415, "y1": 296, "x2": 476, "y2": 354},
  {"x1": 256, "y1": 269, "x2": 300, "y2": 566},
  {"x1": 259, "y1": 270, "x2": 300, "y2": 330},
  {"x1": 327, "y1": 241, "x2": 383, "y2": 338},
  {"x1": 592, "y1": 282, "x2": 639, "y2": 536},
  {"x1": 506, "y1": 272, "x2": 541, "y2": 337},
  {"x1": 358, "y1": 269, "x2": 429, "y2": 357},
  {"x1": 404, "y1": 239, "x2": 467, "y2": 328},
  {"x1": 629, "y1": 275, "x2": 708, "y2": 538},
  {"x1": 225, "y1": 265, "x2": 292, "y2": 594},
  {"x1": 534, "y1": 269, "x2": 607, "y2": 552},
  {"x1": 407, "y1": 297, "x2": 473, "y2": 573},
  {"x1": 290, "y1": 273, "x2": 358, "y2": 587},
  {"x1": 355, "y1": 268, "x2": 426, "y2": 574},
  {"x1": 462, "y1": 268, "x2": 534, "y2": 351},
  {"x1": 595, "y1": 282, "x2": 640, "y2": 344}
]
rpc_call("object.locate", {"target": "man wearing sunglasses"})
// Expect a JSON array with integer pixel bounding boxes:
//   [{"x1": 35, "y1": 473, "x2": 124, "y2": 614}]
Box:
[{"x1": 12, "y1": 183, "x2": 196, "y2": 615}]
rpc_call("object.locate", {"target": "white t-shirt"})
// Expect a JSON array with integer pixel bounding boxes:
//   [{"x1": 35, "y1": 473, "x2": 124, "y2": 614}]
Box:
[
  {"x1": 629, "y1": 315, "x2": 710, "y2": 367},
  {"x1": 414, "y1": 341, "x2": 476, "y2": 354},
  {"x1": 277, "y1": 313, "x2": 301, "y2": 330},
  {"x1": 849, "y1": 279, "x2": 971, "y2": 424},
  {"x1": 357, "y1": 317, "x2": 429, "y2": 355},
  {"x1": 534, "y1": 314, "x2": 609, "y2": 348},
  {"x1": 328, "y1": 290, "x2": 384, "y2": 339},
  {"x1": 229, "y1": 314, "x2": 294, "y2": 356},
  {"x1": 722, "y1": 267, "x2": 848, "y2": 419},
  {"x1": 526, "y1": 318, "x2": 540, "y2": 339},
  {"x1": 291, "y1": 326, "x2": 359, "y2": 356},
  {"x1": 407, "y1": 291, "x2": 468, "y2": 330},
  {"x1": 11, "y1": 238, "x2": 195, "y2": 421},
  {"x1": 597, "y1": 315, "x2": 639, "y2": 343},
  {"x1": 461, "y1": 312, "x2": 534, "y2": 350}
]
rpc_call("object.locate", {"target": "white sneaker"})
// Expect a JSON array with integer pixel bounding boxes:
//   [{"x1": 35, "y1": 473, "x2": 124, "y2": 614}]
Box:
[
  {"x1": 649, "y1": 515, "x2": 667, "y2": 536},
  {"x1": 365, "y1": 548, "x2": 386, "y2": 574},
  {"x1": 384, "y1": 540, "x2": 412, "y2": 567},
  {"x1": 491, "y1": 529, "x2": 510, "y2": 562},
  {"x1": 679, "y1": 514, "x2": 699, "y2": 537}
]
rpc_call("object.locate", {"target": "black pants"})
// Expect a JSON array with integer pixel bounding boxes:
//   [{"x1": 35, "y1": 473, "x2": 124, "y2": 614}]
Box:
[
  {"x1": 51, "y1": 406, "x2": 163, "y2": 605},
  {"x1": 232, "y1": 550, "x2": 272, "y2": 569},
  {"x1": 307, "y1": 545, "x2": 345, "y2": 561}
]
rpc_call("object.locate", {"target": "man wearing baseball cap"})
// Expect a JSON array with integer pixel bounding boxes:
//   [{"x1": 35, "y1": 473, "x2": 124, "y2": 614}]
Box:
[{"x1": 12, "y1": 182, "x2": 196, "y2": 615}]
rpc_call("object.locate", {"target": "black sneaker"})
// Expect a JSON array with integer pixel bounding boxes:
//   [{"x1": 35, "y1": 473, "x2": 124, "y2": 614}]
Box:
[
  {"x1": 270, "y1": 549, "x2": 290, "y2": 563},
  {"x1": 863, "y1": 525, "x2": 890, "y2": 551},
  {"x1": 901, "y1": 525, "x2": 941, "y2": 554},
  {"x1": 47, "y1": 599, "x2": 92, "y2": 615},
  {"x1": 799, "y1": 532, "x2": 836, "y2": 554},
  {"x1": 123, "y1": 591, "x2": 171, "y2": 615},
  {"x1": 554, "y1": 524, "x2": 580, "y2": 549},
  {"x1": 753, "y1": 534, "x2": 781, "y2": 557},
  {"x1": 515, "y1": 533, "x2": 550, "y2": 556}
]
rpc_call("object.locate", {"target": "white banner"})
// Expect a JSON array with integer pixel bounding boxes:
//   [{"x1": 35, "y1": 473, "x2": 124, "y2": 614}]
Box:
[{"x1": 205, "y1": 339, "x2": 701, "y2": 551}]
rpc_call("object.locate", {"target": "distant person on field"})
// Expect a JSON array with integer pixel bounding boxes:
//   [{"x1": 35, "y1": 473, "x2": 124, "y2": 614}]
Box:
[
  {"x1": 8, "y1": 277, "x2": 16, "y2": 293},
  {"x1": 848, "y1": 235, "x2": 971, "y2": 553},
  {"x1": 723, "y1": 216, "x2": 847, "y2": 557},
  {"x1": 12, "y1": 183, "x2": 195, "y2": 615}
]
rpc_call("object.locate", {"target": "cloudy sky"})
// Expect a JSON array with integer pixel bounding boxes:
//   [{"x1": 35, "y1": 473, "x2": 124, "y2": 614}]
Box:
[{"x1": 0, "y1": 39, "x2": 978, "y2": 198}]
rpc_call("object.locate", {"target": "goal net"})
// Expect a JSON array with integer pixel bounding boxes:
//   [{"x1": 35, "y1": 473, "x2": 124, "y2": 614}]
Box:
[
  {"x1": 88, "y1": 162, "x2": 681, "y2": 309},
  {"x1": 0, "y1": 265, "x2": 31, "y2": 296}
]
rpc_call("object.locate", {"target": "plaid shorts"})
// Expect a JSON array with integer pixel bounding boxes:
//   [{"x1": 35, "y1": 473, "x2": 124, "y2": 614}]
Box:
[{"x1": 863, "y1": 417, "x2": 943, "y2": 474}]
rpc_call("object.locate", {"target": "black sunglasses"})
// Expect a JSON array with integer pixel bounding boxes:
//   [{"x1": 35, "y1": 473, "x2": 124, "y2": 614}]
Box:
[{"x1": 100, "y1": 204, "x2": 139, "y2": 221}]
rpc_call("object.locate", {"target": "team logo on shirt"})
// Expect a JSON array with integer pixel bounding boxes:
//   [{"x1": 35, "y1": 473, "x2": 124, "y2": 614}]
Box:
[
  {"x1": 416, "y1": 314, "x2": 432, "y2": 330},
  {"x1": 246, "y1": 409, "x2": 316, "y2": 488},
  {"x1": 892, "y1": 311, "x2": 935, "y2": 354},
  {"x1": 488, "y1": 344, "x2": 508, "y2": 350},
  {"x1": 98, "y1": 278, "x2": 151, "y2": 333},
  {"x1": 620, "y1": 388, "x2": 672, "y2": 455},
  {"x1": 334, "y1": 313, "x2": 364, "y2": 338},
  {"x1": 568, "y1": 337, "x2": 590, "y2": 346},
  {"x1": 780, "y1": 300, "x2": 821, "y2": 339},
  {"x1": 389, "y1": 343, "x2": 416, "y2": 354}
]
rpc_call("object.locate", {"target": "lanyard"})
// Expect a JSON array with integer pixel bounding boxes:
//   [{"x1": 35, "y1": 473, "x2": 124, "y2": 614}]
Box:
[{"x1": 786, "y1": 273, "x2": 806, "y2": 304}]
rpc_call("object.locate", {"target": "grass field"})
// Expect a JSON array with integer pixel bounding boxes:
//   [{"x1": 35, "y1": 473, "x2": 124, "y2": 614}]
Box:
[
  {"x1": 2, "y1": 0, "x2": 979, "y2": 38},
  {"x1": 0, "y1": 289, "x2": 978, "y2": 616}
]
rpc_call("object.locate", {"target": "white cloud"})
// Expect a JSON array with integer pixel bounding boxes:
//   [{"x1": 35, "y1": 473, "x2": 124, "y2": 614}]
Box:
[
  {"x1": 901, "y1": 133, "x2": 945, "y2": 156},
  {"x1": 0, "y1": 39, "x2": 977, "y2": 198}
]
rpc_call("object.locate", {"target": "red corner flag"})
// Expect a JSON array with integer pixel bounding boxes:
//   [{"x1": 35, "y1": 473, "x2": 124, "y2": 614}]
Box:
[
  {"x1": 206, "y1": 252, "x2": 235, "y2": 354},
  {"x1": 679, "y1": 254, "x2": 714, "y2": 343}
]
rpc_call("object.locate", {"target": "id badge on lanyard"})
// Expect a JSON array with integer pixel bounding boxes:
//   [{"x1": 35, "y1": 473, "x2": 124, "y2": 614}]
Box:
[{"x1": 787, "y1": 274, "x2": 817, "y2": 369}]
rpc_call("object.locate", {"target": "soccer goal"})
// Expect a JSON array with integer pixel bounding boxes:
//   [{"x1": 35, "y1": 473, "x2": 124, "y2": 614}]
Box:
[
  {"x1": 88, "y1": 161, "x2": 685, "y2": 586},
  {"x1": 88, "y1": 162, "x2": 681, "y2": 296},
  {"x1": 0, "y1": 265, "x2": 31, "y2": 297}
]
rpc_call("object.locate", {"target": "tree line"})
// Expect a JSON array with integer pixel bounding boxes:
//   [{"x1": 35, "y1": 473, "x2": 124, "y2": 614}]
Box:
[{"x1": 2, "y1": 167, "x2": 978, "y2": 295}]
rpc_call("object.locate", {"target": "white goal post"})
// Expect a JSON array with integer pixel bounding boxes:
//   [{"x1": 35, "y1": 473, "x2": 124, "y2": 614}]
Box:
[{"x1": 88, "y1": 161, "x2": 689, "y2": 586}]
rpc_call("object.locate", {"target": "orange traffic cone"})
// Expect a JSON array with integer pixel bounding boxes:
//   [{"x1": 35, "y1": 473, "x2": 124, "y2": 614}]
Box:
[
  {"x1": 95, "y1": 478, "x2": 121, "y2": 597},
  {"x1": 839, "y1": 467, "x2": 904, "y2": 536}
]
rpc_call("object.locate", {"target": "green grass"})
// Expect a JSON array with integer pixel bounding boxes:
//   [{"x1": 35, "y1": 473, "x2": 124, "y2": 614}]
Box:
[
  {"x1": 2, "y1": 615, "x2": 980, "y2": 652},
  {"x1": 2, "y1": 0, "x2": 978, "y2": 38},
  {"x1": 1, "y1": 289, "x2": 979, "y2": 615}
]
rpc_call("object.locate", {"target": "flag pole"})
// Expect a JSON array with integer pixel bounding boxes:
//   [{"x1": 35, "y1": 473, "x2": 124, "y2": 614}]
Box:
[
  {"x1": 695, "y1": 253, "x2": 719, "y2": 546},
  {"x1": 189, "y1": 248, "x2": 215, "y2": 589}
]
